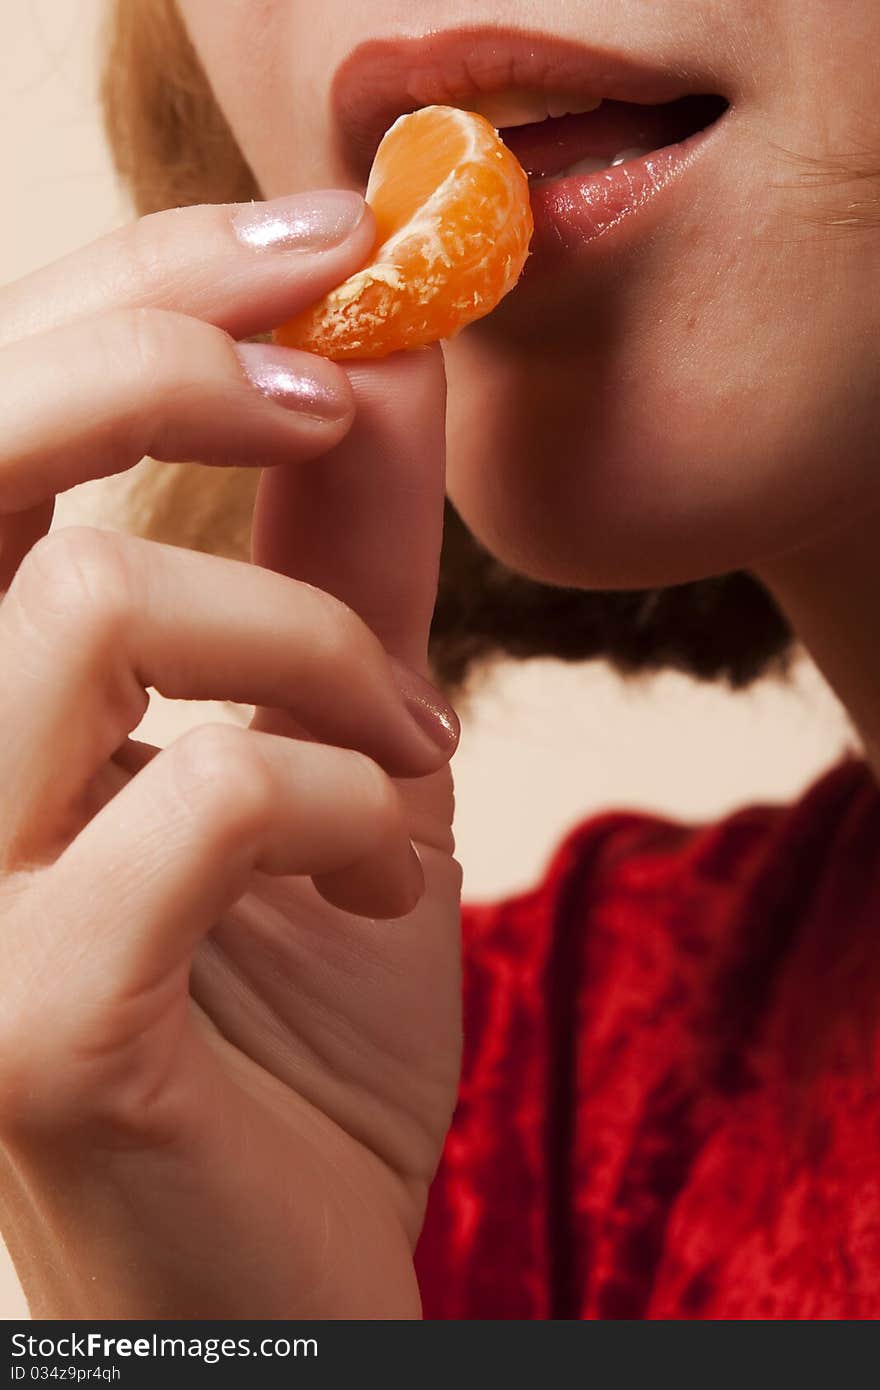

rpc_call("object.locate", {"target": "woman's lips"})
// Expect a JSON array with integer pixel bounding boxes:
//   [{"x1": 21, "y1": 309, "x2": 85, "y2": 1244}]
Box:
[
  {"x1": 499, "y1": 94, "x2": 728, "y2": 178},
  {"x1": 501, "y1": 93, "x2": 730, "y2": 272},
  {"x1": 330, "y1": 25, "x2": 732, "y2": 291},
  {"x1": 526, "y1": 123, "x2": 723, "y2": 264},
  {"x1": 331, "y1": 25, "x2": 725, "y2": 182}
]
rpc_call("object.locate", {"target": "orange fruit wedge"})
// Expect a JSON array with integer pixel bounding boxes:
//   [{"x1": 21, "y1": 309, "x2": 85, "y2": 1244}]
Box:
[{"x1": 274, "y1": 105, "x2": 533, "y2": 360}]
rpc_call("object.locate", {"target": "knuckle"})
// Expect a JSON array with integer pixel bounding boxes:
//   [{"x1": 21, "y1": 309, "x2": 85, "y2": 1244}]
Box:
[
  {"x1": 124, "y1": 208, "x2": 182, "y2": 294},
  {"x1": 81, "y1": 306, "x2": 152, "y2": 398},
  {"x1": 108, "y1": 306, "x2": 229, "y2": 459},
  {"x1": 117, "y1": 305, "x2": 180, "y2": 391},
  {"x1": 171, "y1": 724, "x2": 275, "y2": 838},
  {"x1": 13, "y1": 526, "x2": 134, "y2": 639},
  {"x1": 103, "y1": 307, "x2": 196, "y2": 435},
  {"x1": 312, "y1": 592, "x2": 385, "y2": 680},
  {"x1": 125, "y1": 208, "x2": 168, "y2": 279},
  {"x1": 119, "y1": 300, "x2": 231, "y2": 387},
  {"x1": 123, "y1": 204, "x2": 231, "y2": 293}
]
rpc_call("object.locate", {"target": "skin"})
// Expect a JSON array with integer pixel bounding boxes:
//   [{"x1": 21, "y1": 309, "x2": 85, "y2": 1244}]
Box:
[
  {"x1": 0, "y1": 0, "x2": 878, "y2": 1316},
  {"x1": 0, "y1": 210, "x2": 460, "y2": 1316},
  {"x1": 178, "y1": 0, "x2": 880, "y2": 590}
]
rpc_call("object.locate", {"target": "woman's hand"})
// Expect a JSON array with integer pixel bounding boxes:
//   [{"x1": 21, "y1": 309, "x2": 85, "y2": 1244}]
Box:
[{"x1": 0, "y1": 193, "x2": 462, "y2": 1318}]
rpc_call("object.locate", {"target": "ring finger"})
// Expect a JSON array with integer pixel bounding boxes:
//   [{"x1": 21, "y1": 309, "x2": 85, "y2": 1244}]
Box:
[
  {"x1": 0, "y1": 527, "x2": 458, "y2": 869},
  {"x1": 0, "y1": 308, "x2": 354, "y2": 520}
]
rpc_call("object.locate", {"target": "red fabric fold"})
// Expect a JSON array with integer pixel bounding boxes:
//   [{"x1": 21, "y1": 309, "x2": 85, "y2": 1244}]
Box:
[{"x1": 415, "y1": 758, "x2": 880, "y2": 1318}]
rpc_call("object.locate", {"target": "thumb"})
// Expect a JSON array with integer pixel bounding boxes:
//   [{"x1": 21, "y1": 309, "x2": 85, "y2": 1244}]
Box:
[{"x1": 250, "y1": 343, "x2": 446, "y2": 679}]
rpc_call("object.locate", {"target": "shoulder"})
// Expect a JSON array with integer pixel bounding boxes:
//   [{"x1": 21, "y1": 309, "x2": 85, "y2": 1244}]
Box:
[
  {"x1": 419, "y1": 759, "x2": 880, "y2": 1318},
  {"x1": 456, "y1": 755, "x2": 880, "y2": 1123}
]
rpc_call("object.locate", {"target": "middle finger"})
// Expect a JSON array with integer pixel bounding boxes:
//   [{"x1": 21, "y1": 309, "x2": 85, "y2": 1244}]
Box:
[
  {"x1": 0, "y1": 527, "x2": 459, "y2": 869},
  {"x1": 0, "y1": 308, "x2": 354, "y2": 516}
]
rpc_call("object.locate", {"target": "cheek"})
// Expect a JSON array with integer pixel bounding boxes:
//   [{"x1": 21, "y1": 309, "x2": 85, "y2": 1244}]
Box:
[
  {"x1": 438, "y1": 42, "x2": 880, "y2": 590},
  {"x1": 176, "y1": 0, "x2": 337, "y2": 196},
  {"x1": 176, "y1": 0, "x2": 277, "y2": 176}
]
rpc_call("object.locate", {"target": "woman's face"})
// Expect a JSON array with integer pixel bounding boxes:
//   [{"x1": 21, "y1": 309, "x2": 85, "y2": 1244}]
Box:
[{"x1": 177, "y1": 0, "x2": 880, "y2": 588}]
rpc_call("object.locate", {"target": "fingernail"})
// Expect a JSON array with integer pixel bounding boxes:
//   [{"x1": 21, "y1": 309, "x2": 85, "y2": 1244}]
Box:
[
  {"x1": 232, "y1": 190, "x2": 365, "y2": 252},
  {"x1": 391, "y1": 658, "x2": 461, "y2": 755},
  {"x1": 235, "y1": 343, "x2": 352, "y2": 421}
]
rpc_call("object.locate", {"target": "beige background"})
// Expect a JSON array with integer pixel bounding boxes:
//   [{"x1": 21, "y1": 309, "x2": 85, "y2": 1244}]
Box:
[{"x1": 0, "y1": 1, "x2": 856, "y2": 1318}]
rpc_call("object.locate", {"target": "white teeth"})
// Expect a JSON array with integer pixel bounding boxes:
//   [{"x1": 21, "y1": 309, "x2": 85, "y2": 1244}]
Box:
[
  {"x1": 465, "y1": 88, "x2": 602, "y2": 129},
  {"x1": 610, "y1": 146, "x2": 651, "y2": 166},
  {"x1": 545, "y1": 95, "x2": 604, "y2": 120},
  {"x1": 561, "y1": 155, "x2": 612, "y2": 178},
  {"x1": 531, "y1": 146, "x2": 654, "y2": 185},
  {"x1": 465, "y1": 90, "x2": 546, "y2": 128}
]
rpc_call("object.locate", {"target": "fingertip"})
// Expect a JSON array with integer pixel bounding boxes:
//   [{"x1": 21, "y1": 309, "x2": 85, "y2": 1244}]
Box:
[
  {"x1": 342, "y1": 341, "x2": 447, "y2": 416},
  {"x1": 235, "y1": 341, "x2": 356, "y2": 424}
]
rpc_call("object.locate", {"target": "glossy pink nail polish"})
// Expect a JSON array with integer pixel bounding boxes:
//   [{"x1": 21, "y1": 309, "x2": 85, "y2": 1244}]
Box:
[
  {"x1": 235, "y1": 343, "x2": 351, "y2": 421},
  {"x1": 232, "y1": 190, "x2": 365, "y2": 252}
]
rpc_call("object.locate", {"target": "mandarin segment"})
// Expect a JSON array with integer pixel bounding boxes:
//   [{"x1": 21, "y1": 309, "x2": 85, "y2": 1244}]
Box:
[{"x1": 274, "y1": 106, "x2": 533, "y2": 360}]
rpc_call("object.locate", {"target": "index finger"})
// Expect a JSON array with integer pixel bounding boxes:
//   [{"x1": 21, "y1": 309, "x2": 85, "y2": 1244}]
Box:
[{"x1": 0, "y1": 191, "x2": 374, "y2": 348}]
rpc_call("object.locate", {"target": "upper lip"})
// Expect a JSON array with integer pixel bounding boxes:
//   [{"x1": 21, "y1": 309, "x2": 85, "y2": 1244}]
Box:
[{"x1": 331, "y1": 25, "x2": 719, "y2": 181}]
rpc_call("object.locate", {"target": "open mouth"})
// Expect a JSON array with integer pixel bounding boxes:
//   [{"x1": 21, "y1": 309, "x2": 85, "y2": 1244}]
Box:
[
  {"x1": 331, "y1": 27, "x2": 732, "y2": 186},
  {"x1": 331, "y1": 28, "x2": 732, "y2": 275},
  {"x1": 491, "y1": 94, "x2": 729, "y2": 184}
]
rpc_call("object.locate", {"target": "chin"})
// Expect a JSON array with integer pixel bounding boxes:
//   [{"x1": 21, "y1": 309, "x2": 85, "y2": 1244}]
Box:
[
  {"x1": 442, "y1": 358, "x2": 729, "y2": 591},
  {"x1": 444, "y1": 464, "x2": 709, "y2": 592},
  {"x1": 441, "y1": 324, "x2": 870, "y2": 593}
]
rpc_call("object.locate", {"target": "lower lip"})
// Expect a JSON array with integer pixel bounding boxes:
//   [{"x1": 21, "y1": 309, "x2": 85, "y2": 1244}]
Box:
[{"x1": 521, "y1": 116, "x2": 727, "y2": 274}]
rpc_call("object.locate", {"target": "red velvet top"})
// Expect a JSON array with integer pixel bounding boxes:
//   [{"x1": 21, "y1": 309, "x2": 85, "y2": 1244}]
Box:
[{"x1": 414, "y1": 757, "x2": 880, "y2": 1319}]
